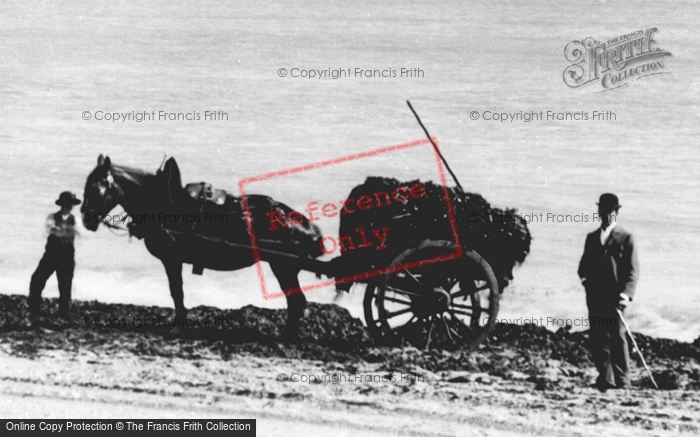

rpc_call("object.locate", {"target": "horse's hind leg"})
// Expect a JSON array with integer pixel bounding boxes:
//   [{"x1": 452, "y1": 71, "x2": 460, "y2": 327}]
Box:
[{"x1": 270, "y1": 264, "x2": 306, "y2": 341}]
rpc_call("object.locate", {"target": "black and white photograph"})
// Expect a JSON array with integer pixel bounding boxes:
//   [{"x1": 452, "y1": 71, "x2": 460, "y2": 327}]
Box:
[{"x1": 1, "y1": 1, "x2": 699, "y2": 435}]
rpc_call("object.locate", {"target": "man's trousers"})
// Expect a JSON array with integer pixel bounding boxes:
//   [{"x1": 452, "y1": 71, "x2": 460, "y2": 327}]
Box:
[
  {"x1": 28, "y1": 245, "x2": 74, "y2": 313},
  {"x1": 588, "y1": 304, "x2": 630, "y2": 388}
]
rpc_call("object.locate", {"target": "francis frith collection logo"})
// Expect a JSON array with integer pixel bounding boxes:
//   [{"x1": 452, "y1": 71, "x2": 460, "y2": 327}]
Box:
[{"x1": 563, "y1": 28, "x2": 672, "y2": 92}]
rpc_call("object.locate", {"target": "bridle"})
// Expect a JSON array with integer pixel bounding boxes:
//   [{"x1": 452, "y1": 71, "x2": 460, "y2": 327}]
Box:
[{"x1": 85, "y1": 171, "x2": 130, "y2": 235}]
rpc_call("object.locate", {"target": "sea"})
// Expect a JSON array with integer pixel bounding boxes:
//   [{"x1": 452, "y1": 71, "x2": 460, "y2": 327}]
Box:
[{"x1": 2, "y1": 0, "x2": 699, "y2": 341}]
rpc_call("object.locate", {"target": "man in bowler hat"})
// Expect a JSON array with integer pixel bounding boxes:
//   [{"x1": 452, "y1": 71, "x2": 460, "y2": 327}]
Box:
[
  {"x1": 578, "y1": 193, "x2": 639, "y2": 390},
  {"x1": 28, "y1": 191, "x2": 81, "y2": 316}
]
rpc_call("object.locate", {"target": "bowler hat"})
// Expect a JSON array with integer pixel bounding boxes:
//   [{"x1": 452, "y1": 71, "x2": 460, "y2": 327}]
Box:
[
  {"x1": 55, "y1": 191, "x2": 81, "y2": 206},
  {"x1": 596, "y1": 193, "x2": 621, "y2": 211}
]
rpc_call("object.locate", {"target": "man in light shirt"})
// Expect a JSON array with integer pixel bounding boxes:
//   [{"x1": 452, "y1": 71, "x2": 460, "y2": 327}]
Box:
[
  {"x1": 578, "y1": 193, "x2": 639, "y2": 391},
  {"x1": 28, "y1": 191, "x2": 81, "y2": 316}
]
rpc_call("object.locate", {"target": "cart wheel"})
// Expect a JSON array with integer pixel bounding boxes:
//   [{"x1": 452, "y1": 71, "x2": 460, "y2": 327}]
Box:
[
  {"x1": 363, "y1": 281, "x2": 381, "y2": 340},
  {"x1": 373, "y1": 240, "x2": 499, "y2": 349}
]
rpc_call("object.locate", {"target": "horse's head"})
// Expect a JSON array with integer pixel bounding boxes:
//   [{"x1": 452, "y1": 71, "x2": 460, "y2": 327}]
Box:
[{"x1": 81, "y1": 154, "x2": 123, "y2": 231}]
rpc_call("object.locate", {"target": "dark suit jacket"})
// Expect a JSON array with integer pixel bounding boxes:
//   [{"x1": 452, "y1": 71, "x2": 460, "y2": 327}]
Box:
[{"x1": 578, "y1": 226, "x2": 639, "y2": 305}]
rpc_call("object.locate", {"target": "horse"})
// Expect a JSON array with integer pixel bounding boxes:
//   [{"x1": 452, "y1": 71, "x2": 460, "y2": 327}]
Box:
[{"x1": 81, "y1": 154, "x2": 324, "y2": 339}]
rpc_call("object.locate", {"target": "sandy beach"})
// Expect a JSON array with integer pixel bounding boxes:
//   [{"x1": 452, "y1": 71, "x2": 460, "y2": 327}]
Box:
[{"x1": 1, "y1": 294, "x2": 698, "y2": 436}]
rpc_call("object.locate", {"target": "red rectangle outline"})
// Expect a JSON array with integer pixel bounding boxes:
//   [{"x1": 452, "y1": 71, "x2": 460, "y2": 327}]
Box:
[{"x1": 237, "y1": 138, "x2": 462, "y2": 300}]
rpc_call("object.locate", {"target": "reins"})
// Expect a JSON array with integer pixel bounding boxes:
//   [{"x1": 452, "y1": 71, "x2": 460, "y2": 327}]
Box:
[{"x1": 103, "y1": 214, "x2": 131, "y2": 237}]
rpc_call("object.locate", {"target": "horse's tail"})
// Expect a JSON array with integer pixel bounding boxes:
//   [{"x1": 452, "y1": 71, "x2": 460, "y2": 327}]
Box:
[
  {"x1": 305, "y1": 220, "x2": 324, "y2": 260},
  {"x1": 288, "y1": 209, "x2": 324, "y2": 261}
]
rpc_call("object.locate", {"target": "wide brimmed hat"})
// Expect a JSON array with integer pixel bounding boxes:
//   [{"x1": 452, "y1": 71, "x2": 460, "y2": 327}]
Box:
[
  {"x1": 55, "y1": 191, "x2": 81, "y2": 206},
  {"x1": 597, "y1": 193, "x2": 621, "y2": 211}
]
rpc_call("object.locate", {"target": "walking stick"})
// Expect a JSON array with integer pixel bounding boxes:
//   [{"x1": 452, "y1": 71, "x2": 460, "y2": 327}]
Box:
[{"x1": 616, "y1": 309, "x2": 659, "y2": 389}]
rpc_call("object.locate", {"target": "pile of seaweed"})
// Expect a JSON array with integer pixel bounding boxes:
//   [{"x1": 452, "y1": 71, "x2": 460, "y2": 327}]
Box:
[
  {"x1": 336, "y1": 177, "x2": 531, "y2": 290},
  {"x1": 1, "y1": 294, "x2": 698, "y2": 390}
]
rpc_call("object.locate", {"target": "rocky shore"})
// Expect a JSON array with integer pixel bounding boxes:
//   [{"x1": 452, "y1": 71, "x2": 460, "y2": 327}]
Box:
[{"x1": 1, "y1": 293, "x2": 699, "y2": 435}]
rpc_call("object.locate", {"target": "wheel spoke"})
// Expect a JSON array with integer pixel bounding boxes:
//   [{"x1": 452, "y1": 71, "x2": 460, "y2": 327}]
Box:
[
  {"x1": 403, "y1": 269, "x2": 423, "y2": 286},
  {"x1": 451, "y1": 302, "x2": 474, "y2": 311},
  {"x1": 441, "y1": 316, "x2": 456, "y2": 342},
  {"x1": 450, "y1": 309, "x2": 479, "y2": 326},
  {"x1": 452, "y1": 284, "x2": 489, "y2": 299},
  {"x1": 441, "y1": 277, "x2": 459, "y2": 293},
  {"x1": 382, "y1": 307, "x2": 413, "y2": 320},
  {"x1": 386, "y1": 285, "x2": 421, "y2": 298},
  {"x1": 425, "y1": 320, "x2": 435, "y2": 350},
  {"x1": 383, "y1": 295, "x2": 412, "y2": 306},
  {"x1": 447, "y1": 311, "x2": 469, "y2": 327},
  {"x1": 450, "y1": 307, "x2": 474, "y2": 317}
]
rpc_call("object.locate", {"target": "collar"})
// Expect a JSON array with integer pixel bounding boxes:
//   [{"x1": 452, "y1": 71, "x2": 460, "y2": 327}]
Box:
[
  {"x1": 56, "y1": 211, "x2": 72, "y2": 221},
  {"x1": 599, "y1": 221, "x2": 617, "y2": 244},
  {"x1": 600, "y1": 221, "x2": 617, "y2": 232}
]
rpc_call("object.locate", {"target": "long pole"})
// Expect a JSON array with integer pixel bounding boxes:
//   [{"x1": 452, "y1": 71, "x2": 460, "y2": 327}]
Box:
[
  {"x1": 616, "y1": 309, "x2": 659, "y2": 389},
  {"x1": 406, "y1": 100, "x2": 464, "y2": 193}
]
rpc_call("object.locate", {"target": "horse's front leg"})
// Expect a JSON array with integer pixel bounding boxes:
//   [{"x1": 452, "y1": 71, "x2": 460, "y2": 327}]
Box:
[{"x1": 161, "y1": 259, "x2": 188, "y2": 329}]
